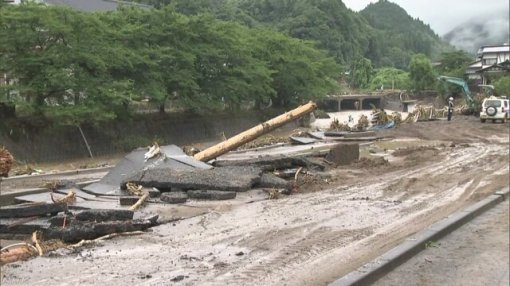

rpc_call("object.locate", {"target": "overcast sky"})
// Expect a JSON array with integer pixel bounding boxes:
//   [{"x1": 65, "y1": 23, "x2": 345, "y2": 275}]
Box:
[{"x1": 342, "y1": 0, "x2": 510, "y2": 35}]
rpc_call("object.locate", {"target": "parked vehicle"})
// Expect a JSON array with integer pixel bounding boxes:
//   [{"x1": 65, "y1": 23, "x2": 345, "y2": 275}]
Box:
[{"x1": 479, "y1": 96, "x2": 509, "y2": 123}]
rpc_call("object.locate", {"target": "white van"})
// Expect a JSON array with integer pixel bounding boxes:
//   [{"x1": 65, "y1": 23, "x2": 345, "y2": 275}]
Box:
[{"x1": 480, "y1": 96, "x2": 509, "y2": 123}]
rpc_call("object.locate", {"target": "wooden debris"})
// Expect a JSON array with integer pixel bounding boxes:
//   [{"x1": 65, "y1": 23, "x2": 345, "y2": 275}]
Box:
[
  {"x1": 328, "y1": 118, "x2": 351, "y2": 131},
  {"x1": 264, "y1": 189, "x2": 280, "y2": 200},
  {"x1": 194, "y1": 101, "x2": 317, "y2": 162},
  {"x1": 356, "y1": 115, "x2": 369, "y2": 131},
  {"x1": 144, "y1": 143, "x2": 161, "y2": 161},
  {"x1": 68, "y1": 231, "x2": 145, "y2": 249},
  {"x1": 31, "y1": 231, "x2": 43, "y2": 256},
  {"x1": 0, "y1": 146, "x2": 14, "y2": 178},
  {"x1": 129, "y1": 192, "x2": 149, "y2": 211},
  {"x1": 0, "y1": 239, "x2": 62, "y2": 265},
  {"x1": 51, "y1": 190, "x2": 76, "y2": 205},
  {"x1": 293, "y1": 167, "x2": 303, "y2": 192},
  {"x1": 43, "y1": 216, "x2": 157, "y2": 242},
  {"x1": 126, "y1": 182, "x2": 144, "y2": 196},
  {"x1": 0, "y1": 244, "x2": 37, "y2": 265}
]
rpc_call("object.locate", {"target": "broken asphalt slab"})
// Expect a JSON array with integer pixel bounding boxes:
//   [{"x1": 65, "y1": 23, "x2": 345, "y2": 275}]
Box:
[
  {"x1": 0, "y1": 202, "x2": 67, "y2": 218},
  {"x1": 83, "y1": 145, "x2": 211, "y2": 196},
  {"x1": 187, "y1": 190, "x2": 237, "y2": 200},
  {"x1": 160, "y1": 192, "x2": 188, "y2": 204},
  {"x1": 122, "y1": 166, "x2": 263, "y2": 193},
  {"x1": 214, "y1": 154, "x2": 326, "y2": 172},
  {"x1": 257, "y1": 173, "x2": 292, "y2": 190}
]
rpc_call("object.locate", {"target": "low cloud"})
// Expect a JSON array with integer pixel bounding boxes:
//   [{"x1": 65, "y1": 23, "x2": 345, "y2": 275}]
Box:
[{"x1": 443, "y1": 10, "x2": 509, "y2": 54}]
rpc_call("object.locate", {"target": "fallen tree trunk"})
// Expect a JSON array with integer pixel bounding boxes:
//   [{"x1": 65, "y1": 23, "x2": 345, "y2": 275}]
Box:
[
  {"x1": 42, "y1": 215, "x2": 158, "y2": 243},
  {"x1": 194, "y1": 101, "x2": 317, "y2": 162}
]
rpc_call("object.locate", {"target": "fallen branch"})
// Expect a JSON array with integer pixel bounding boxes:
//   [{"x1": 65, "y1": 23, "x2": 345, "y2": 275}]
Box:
[
  {"x1": 144, "y1": 143, "x2": 161, "y2": 161},
  {"x1": 68, "y1": 231, "x2": 145, "y2": 249},
  {"x1": 293, "y1": 167, "x2": 303, "y2": 192},
  {"x1": 1, "y1": 243, "x2": 38, "y2": 253},
  {"x1": 129, "y1": 192, "x2": 149, "y2": 211},
  {"x1": 51, "y1": 190, "x2": 76, "y2": 205},
  {"x1": 31, "y1": 231, "x2": 43, "y2": 256}
]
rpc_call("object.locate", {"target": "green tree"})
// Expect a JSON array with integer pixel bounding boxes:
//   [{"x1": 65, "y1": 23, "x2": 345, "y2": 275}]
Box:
[
  {"x1": 101, "y1": 7, "x2": 200, "y2": 113},
  {"x1": 493, "y1": 76, "x2": 510, "y2": 96},
  {"x1": 409, "y1": 54, "x2": 437, "y2": 91},
  {"x1": 350, "y1": 57, "x2": 373, "y2": 89},
  {"x1": 370, "y1": 68, "x2": 410, "y2": 90},
  {"x1": 249, "y1": 28, "x2": 341, "y2": 107},
  {"x1": 437, "y1": 50, "x2": 472, "y2": 77},
  {"x1": 186, "y1": 16, "x2": 274, "y2": 111},
  {"x1": 0, "y1": 4, "x2": 134, "y2": 125}
]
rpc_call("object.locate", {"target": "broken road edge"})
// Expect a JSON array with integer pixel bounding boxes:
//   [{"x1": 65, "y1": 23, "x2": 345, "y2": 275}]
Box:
[{"x1": 330, "y1": 187, "x2": 510, "y2": 286}]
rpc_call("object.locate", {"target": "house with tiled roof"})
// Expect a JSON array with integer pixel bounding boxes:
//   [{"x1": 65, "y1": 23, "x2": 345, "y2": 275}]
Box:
[{"x1": 466, "y1": 44, "x2": 510, "y2": 85}]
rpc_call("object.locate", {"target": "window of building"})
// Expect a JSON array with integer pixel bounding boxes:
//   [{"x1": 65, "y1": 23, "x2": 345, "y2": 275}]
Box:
[{"x1": 483, "y1": 58, "x2": 497, "y2": 65}]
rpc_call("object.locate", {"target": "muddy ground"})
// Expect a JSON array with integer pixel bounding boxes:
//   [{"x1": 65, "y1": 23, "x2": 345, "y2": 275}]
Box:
[{"x1": 1, "y1": 115, "x2": 509, "y2": 286}]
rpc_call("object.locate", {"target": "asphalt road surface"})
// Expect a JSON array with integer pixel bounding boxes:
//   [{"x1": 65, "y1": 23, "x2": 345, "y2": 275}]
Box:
[{"x1": 375, "y1": 199, "x2": 509, "y2": 286}]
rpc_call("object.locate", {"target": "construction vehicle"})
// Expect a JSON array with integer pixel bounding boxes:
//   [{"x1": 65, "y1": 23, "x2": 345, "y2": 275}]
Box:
[
  {"x1": 438, "y1": 76, "x2": 475, "y2": 113},
  {"x1": 438, "y1": 76, "x2": 494, "y2": 114}
]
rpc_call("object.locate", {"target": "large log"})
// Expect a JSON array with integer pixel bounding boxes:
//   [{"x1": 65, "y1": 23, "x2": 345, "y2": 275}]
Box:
[{"x1": 194, "y1": 101, "x2": 317, "y2": 162}]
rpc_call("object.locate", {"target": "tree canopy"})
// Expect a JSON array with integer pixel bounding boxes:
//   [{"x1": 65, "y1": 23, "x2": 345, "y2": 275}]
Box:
[
  {"x1": 409, "y1": 54, "x2": 437, "y2": 91},
  {"x1": 0, "y1": 3, "x2": 340, "y2": 125},
  {"x1": 350, "y1": 57, "x2": 373, "y2": 89},
  {"x1": 369, "y1": 68, "x2": 410, "y2": 90},
  {"x1": 436, "y1": 50, "x2": 473, "y2": 78}
]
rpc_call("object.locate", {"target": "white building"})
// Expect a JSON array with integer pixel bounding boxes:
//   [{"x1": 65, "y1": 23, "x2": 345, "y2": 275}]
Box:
[{"x1": 466, "y1": 44, "x2": 510, "y2": 84}]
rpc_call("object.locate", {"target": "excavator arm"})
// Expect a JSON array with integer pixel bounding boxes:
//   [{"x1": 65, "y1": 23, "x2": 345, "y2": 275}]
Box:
[{"x1": 438, "y1": 76, "x2": 475, "y2": 112}]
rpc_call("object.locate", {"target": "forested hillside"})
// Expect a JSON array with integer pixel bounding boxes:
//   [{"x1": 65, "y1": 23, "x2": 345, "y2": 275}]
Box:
[
  {"x1": 360, "y1": 0, "x2": 451, "y2": 68},
  {"x1": 134, "y1": 0, "x2": 453, "y2": 67}
]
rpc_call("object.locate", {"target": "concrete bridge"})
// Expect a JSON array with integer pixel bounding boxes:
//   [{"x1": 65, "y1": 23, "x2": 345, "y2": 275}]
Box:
[{"x1": 317, "y1": 93, "x2": 386, "y2": 112}]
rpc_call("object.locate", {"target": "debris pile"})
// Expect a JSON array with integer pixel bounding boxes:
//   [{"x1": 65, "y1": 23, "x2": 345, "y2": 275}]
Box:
[
  {"x1": 0, "y1": 101, "x2": 392, "y2": 265},
  {"x1": 328, "y1": 118, "x2": 351, "y2": 131},
  {"x1": 371, "y1": 109, "x2": 402, "y2": 126},
  {"x1": 403, "y1": 105, "x2": 444, "y2": 122},
  {"x1": 0, "y1": 146, "x2": 14, "y2": 177},
  {"x1": 0, "y1": 202, "x2": 157, "y2": 264}
]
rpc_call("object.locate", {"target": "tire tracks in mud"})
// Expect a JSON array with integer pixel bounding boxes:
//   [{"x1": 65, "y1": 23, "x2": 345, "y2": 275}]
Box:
[{"x1": 207, "y1": 143, "x2": 508, "y2": 285}]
